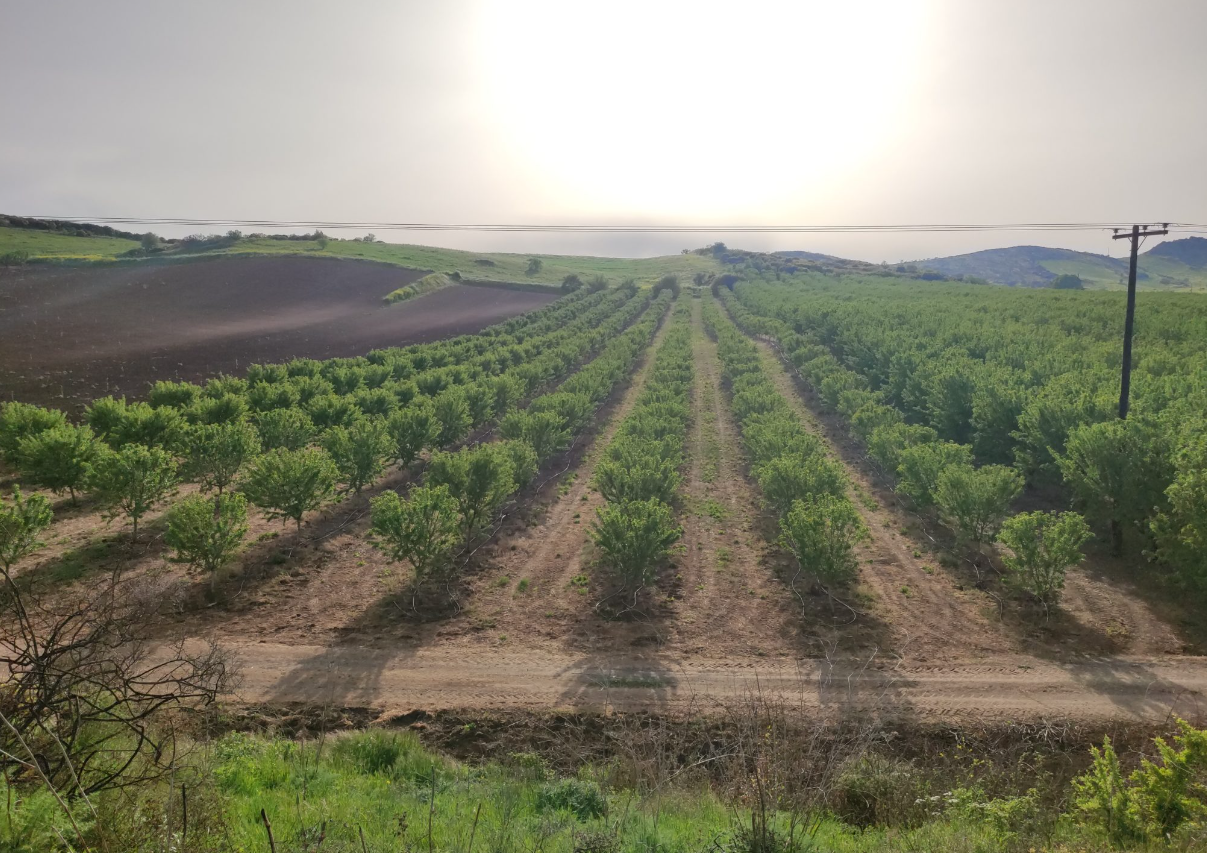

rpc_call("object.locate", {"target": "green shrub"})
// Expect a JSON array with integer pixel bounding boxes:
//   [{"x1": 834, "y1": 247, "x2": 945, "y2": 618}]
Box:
[{"x1": 536, "y1": 778, "x2": 607, "y2": 820}]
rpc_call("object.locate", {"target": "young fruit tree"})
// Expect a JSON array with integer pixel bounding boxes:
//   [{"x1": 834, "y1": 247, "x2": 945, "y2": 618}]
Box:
[
  {"x1": 370, "y1": 484, "x2": 463, "y2": 587},
  {"x1": 1057, "y1": 417, "x2": 1172, "y2": 555},
  {"x1": 432, "y1": 388, "x2": 472, "y2": 446},
  {"x1": 88, "y1": 444, "x2": 179, "y2": 540},
  {"x1": 323, "y1": 417, "x2": 392, "y2": 494},
  {"x1": 934, "y1": 463, "x2": 1023, "y2": 545},
  {"x1": 756, "y1": 452, "x2": 846, "y2": 517},
  {"x1": 385, "y1": 404, "x2": 438, "y2": 468},
  {"x1": 427, "y1": 444, "x2": 516, "y2": 537},
  {"x1": 0, "y1": 401, "x2": 66, "y2": 464},
  {"x1": 896, "y1": 441, "x2": 973, "y2": 507},
  {"x1": 500, "y1": 410, "x2": 570, "y2": 463},
  {"x1": 184, "y1": 420, "x2": 261, "y2": 495},
  {"x1": 17, "y1": 423, "x2": 102, "y2": 504},
  {"x1": 254, "y1": 407, "x2": 316, "y2": 451},
  {"x1": 165, "y1": 492, "x2": 249, "y2": 591},
  {"x1": 0, "y1": 487, "x2": 53, "y2": 574},
  {"x1": 779, "y1": 495, "x2": 865, "y2": 588},
  {"x1": 997, "y1": 510, "x2": 1091, "y2": 607},
  {"x1": 591, "y1": 498, "x2": 681, "y2": 590},
  {"x1": 241, "y1": 447, "x2": 338, "y2": 532}
]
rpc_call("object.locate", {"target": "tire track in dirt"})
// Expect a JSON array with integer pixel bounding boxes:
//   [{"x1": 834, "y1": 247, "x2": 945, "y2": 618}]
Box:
[
  {"x1": 671, "y1": 298, "x2": 800, "y2": 658},
  {"x1": 747, "y1": 336, "x2": 1018, "y2": 662},
  {"x1": 211, "y1": 638, "x2": 1207, "y2": 723},
  {"x1": 1060, "y1": 569, "x2": 1185, "y2": 655}
]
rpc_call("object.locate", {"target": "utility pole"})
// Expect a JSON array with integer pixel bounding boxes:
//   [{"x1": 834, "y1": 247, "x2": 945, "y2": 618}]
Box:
[{"x1": 1111, "y1": 223, "x2": 1168, "y2": 419}]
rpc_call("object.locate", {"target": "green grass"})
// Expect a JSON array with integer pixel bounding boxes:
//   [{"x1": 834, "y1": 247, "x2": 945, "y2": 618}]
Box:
[
  {"x1": 0, "y1": 227, "x2": 139, "y2": 260},
  {"x1": 6, "y1": 727, "x2": 1182, "y2": 853},
  {"x1": 382, "y1": 271, "x2": 454, "y2": 303},
  {"x1": 0, "y1": 226, "x2": 721, "y2": 287}
]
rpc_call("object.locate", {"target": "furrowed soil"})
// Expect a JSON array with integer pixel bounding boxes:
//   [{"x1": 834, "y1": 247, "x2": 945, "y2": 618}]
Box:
[{"x1": 0, "y1": 256, "x2": 556, "y2": 409}]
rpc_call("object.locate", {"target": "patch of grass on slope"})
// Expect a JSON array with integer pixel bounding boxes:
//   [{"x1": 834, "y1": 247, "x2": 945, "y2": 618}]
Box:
[{"x1": 0, "y1": 226, "x2": 721, "y2": 287}]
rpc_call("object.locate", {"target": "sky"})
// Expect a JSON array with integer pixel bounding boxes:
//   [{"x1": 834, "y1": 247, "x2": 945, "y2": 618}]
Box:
[{"x1": 2, "y1": 0, "x2": 1206, "y2": 262}]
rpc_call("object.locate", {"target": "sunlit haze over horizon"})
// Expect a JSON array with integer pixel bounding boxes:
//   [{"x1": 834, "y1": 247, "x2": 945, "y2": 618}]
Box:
[{"x1": 3, "y1": 0, "x2": 1206, "y2": 262}]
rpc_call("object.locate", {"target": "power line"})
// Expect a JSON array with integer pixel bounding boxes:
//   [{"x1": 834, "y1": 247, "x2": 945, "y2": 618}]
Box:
[{"x1": 17, "y1": 215, "x2": 1207, "y2": 235}]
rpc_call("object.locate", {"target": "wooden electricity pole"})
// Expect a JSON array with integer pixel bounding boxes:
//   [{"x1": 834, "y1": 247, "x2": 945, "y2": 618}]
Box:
[{"x1": 1111, "y1": 223, "x2": 1168, "y2": 419}]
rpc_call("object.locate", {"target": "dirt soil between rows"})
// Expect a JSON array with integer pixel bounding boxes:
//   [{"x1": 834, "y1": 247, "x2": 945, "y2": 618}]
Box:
[{"x1": 0, "y1": 256, "x2": 557, "y2": 410}]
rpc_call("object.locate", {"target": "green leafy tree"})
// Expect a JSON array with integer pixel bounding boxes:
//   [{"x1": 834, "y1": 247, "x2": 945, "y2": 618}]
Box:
[
  {"x1": 594, "y1": 447, "x2": 679, "y2": 505},
  {"x1": 500, "y1": 439, "x2": 538, "y2": 490},
  {"x1": 0, "y1": 401, "x2": 67, "y2": 463},
  {"x1": 1152, "y1": 430, "x2": 1207, "y2": 589},
  {"x1": 88, "y1": 444, "x2": 179, "y2": 539},
  {"x1": 490, "y1": 374, "x2": 527, "y2": 418},
  {"x1": 165, "y1": 492, "x2": 249, "y2": 591},
  {"x1": 247, "y1": 382, "x2": 300, "y2": 413},
  {"x1": 935, "y1": 463, "x2": 1023, "y2": 544},
  {"x1": 385, "y1": 405, "x2": 438, "y2": 468},
  {"x1": 241, "y1": 447, "x2": 338, "y2": 532},
  {"x1": 591, "y1": 498, "x2": 680, "y2": 588},
  {"x1": 370, "y1": 484, "x2": 463, "y2": 585},
  {"x1": 779, "y1": 495, "x2": 865, "y2": 587},
  {"x1": 896, "y1": 441, "x2": 973, "y2": 507},
  {"x1": 756, "y1": 453, "x2": 845, "y2": 517},
  {"x1": 526, "y1": 257, "x2": 543, "y2": 276},
  {"x1": 997, "y1": 510, "x2": 1091, "y2": 606},
  {"x1": 306, "y1": 393, "x2": 361, "y2": 431},
  {"x1": 867, "y1": 422, "x2": 938, "y2": 473},
  {"x1": 184, "y1": 420, "x2": 261, "y2": 495},
  {"x1": 500, "y1": 410, "x2": 570, "y2": 463},
  {"x1": 148, "y1": 380, "x2": 202, "y2": 409},
  {"x1": 1058, "y1": 418, "x2": 1173, "y2": 554},
  {"x1": 427, "y1": 444, "x2": 516, "y2": 536},
  {"x1": 17, "y1": 424, "x2": 102, "y2": 503},
  {"x1": 432, "y1": 388, "x2": 472, "y2": 446},
  {"x1": 323, "y1": 418, "x2": 392, "y2": 494},
  {"x1": 0, "y1": 487, "x2": 53, "y2": 573},
  {"x1": 255, "y1": 407, "x2": 316, "y2": 451},
  {"x1": 463, "y1": 383, "x2": 495, "y2": 428}
]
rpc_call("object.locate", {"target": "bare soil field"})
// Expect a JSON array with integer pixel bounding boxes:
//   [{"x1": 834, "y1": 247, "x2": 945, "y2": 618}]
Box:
[{"x1": 0, "y1": 256, "x2": 556, "y2": 409}]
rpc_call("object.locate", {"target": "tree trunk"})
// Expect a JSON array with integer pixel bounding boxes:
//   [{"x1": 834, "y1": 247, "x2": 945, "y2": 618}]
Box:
[{"x1": 1110, "y1": 518, "x2": 1123, "y2": 556}]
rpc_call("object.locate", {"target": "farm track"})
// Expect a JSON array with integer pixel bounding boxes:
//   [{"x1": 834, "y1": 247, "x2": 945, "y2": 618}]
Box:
[
  {"x1": 217, "y1": 638, "x2": 1207, "y2": 724},
  {"x1": 670, "y1": 299, "x2": 799, "y2": 657}
]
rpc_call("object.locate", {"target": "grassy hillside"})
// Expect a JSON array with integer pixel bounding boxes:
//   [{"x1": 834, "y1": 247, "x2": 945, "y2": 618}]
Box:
[
  {"x1": 916, "y1": 240, "x2": 1207, "y2": 291},
  {"x1": 0, "y1": 226, "x2": 140, "y2": 260},
  {"x1": 0, "y1": 225, "x2": 719, "y2": 287}
]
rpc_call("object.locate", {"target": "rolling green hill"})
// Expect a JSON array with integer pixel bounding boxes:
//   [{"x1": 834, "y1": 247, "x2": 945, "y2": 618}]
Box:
[
  {"x1": 914, "y1": 238, "x2": 1207, "y2": 290},
  {"x1": 0, "y1": 220, "x2": 718, "y2": 287}
]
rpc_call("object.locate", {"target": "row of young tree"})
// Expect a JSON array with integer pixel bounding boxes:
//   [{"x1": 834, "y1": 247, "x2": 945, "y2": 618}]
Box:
[
  {"x1": 719, "y1": 286, "x2": 1093, "y2": 606},
  {"x1": 588, "y1": 301, "x2": 693, "y2": 591},
  {"x1": 702, "y1": 296, "x2": 867, "y2": 593},
  {"x1": 0, "y1": 287, "x2": 655, "y2": 590},
  {"x1": 367, "y1": 291, "x2": 676, "y2": 592}
]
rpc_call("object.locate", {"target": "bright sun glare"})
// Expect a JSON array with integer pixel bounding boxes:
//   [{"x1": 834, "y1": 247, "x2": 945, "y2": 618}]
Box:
[{"x1": 476, "y1": 0, "x2": 928, "y2": 220}]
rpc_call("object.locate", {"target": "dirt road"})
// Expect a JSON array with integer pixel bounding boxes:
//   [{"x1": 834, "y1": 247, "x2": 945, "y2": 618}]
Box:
[{"x1": 218, "y1": 638, "x2": 1207, "y2": 723}]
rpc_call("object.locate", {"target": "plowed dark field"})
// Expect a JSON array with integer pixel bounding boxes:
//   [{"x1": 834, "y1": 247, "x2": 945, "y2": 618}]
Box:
[{"x1": 0, "y1": 256, "x2": 557, "y2": 409}]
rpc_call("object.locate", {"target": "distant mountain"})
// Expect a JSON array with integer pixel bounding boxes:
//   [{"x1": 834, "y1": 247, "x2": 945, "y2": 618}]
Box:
[
  {"x1": 775, "y1": 238, "x2": 1207, "y2": 290},
  {"x1": 1146, "y1": 235, "x2": 1207, "y2": 268},
  {"x1": 913, "y1": 245, "x2": 1127, "y2": 288}
]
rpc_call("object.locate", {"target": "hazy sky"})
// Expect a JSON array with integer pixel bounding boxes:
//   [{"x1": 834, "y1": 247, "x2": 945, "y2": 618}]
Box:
[{"x1": 3, "y1": 0, "x2": 1205, "y2": 261}]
